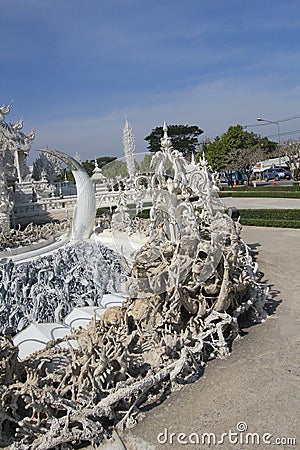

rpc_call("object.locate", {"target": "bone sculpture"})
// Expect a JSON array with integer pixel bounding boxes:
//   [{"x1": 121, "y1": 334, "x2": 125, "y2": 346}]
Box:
[
  {"x1": 0, "y1": 125, "x2": 268, "y2": 449},
  {"x1": 0, "y1": 221, "x2": 70, "y2": 252}
]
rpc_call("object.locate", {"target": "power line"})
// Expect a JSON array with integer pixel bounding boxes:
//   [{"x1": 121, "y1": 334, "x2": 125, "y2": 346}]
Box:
[
  {"x1": 276, "y1": 114, "x2": 300, "y2": 123},
  {"x1": 267, "y1": 129, "x2": 300, "y2": 139},
  {"x1": 244, "y1": 113, "x2": 300, "y2": 129},
  {"x1": 244, "y1": 122, "x2": 271, "y2": 128}
]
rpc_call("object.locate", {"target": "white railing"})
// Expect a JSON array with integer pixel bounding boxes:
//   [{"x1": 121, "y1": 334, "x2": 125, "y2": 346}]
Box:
[
  {"x1": 13, "y1": 196, "x2": 77, "y2": 218},
  {"x1": 13, "y1": 189, "x2": 152, "y2": 219}
]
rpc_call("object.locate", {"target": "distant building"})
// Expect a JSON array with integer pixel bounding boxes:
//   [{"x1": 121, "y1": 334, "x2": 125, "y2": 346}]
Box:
[
  {"x1": 91, "y1": 159, "x2": 107, "y2": 193},
  {"x1": 253, "y1": 156, "x2": 290, "y2": 174}
]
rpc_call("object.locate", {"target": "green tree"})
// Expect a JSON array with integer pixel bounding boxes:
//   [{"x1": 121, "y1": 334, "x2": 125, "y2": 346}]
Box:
[
  {"x1": 97, "y1": 156, "x2": 117, "y2": 168},
  {"x1": 227, "y1": 147, "x2": 269, "y2": 185},
  {"x1": 139, "y1": 154, "x2": 153, "y2": 174},
  {"x1": 281, "y1": 140, "x2": 300, "y2": 179},
  {"x1": 145, "y1": 124, "x2": 204, "y2": 156},
  {"x1": 102, "y1": 159, "x2": 128, "y2": 179},
  {"x1": 81, "y1": 160, "x2": 95, "y2": 177},
  {"x1": 65, "y1": 156, "x2": 117, "y2": 181},
  {"x1": 81, "y1": 157, "x2": 117, "y2": 177},
  {"x1": 200, "y1": 137, "x2": 227, "y2": 172},
  {"x1": 201, "y1": 125, "x2": 276, "y2": 171}
]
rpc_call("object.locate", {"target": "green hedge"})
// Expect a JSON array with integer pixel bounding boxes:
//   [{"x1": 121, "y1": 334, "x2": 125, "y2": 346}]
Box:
[
  {"x1": 239, "y1": 209, "x2": 300, "y2": 219},
  {"x1": 240, "y1": 218, "x2": 300, "y2": 228},
  {"x1": 237, "y1": 209, "x2": 300, "y2": 228},
  {"x1": 136, "y1": 209, "x2": 150, "y2": 219},
  {"x1": 222, "y1": 185, "x2": 300, "y2": 192},
  {"x1": 96, "y1": 207, "x2": 116, "y2": 217},
  {"x1": 136, "y1": 208, "x2": 300, "y2": 228},
  {"x1": 220, "y1": 184, "x2": 300, "y2": 199}
]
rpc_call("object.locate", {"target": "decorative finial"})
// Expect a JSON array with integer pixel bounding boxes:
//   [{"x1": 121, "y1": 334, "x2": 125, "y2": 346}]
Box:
[
  {"x1": 160, "y1": 122, "x2": 173, "y2": 151},
  {"x1": 191, "y1": 151, "x2": 195, "y2": 166},
  {"x1": 0, "y1": 101, "x2": 13, "y2": 120}
]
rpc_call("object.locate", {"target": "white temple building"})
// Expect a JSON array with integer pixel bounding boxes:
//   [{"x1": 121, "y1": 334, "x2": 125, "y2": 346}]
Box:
[{"x1": 91, "y1": 158, "x2": 107, "y2": 193}]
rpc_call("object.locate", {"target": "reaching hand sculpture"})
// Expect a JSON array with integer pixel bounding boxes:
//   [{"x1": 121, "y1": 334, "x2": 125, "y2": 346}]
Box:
[{"x1": 0, "y1": 241, "x2": 125, "y2": 336}]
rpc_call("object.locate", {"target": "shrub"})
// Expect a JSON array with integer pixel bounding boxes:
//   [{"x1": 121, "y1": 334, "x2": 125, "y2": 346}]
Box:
[
  {"x1": 219, "y1": 191, "x2": 300, "y2": 199},
  {"x1": 136, "y1": 209, "x2": 150, "y2": 219},
  {"x1": 237, "y1": 209, "x2": 300, "y2": 228},
  {"x1": 222, "y1": 185, "x2": 300, "y2": 192},
  {"x1": 96, "y1": 207, "x2": 116, "y2": 217}
]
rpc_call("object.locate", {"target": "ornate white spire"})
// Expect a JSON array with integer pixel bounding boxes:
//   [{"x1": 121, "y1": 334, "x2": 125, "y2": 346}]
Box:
[
  {"x1": 160, "y1": 122, "x2": 173, "y2": 152},
  {"x1": 74, "y1": 152, "x2": 81, "y2": 163},
  {"x1": 0, "y1": 101, "x2": 13, "y2": 121},
  {"x1": 191, "y1": 151, "x2": 195, "y2": 166},
  {"x1": 91, "y1": 156, "x2": 106, "y2": 183},
  {"x1": 122, "y1": 117, "x2": 135, "y2": 178}
]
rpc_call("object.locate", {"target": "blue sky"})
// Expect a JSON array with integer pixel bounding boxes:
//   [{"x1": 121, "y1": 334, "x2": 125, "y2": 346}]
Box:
[{"x1": 1, "y1": 0, "x2": 300, "y2": 160}]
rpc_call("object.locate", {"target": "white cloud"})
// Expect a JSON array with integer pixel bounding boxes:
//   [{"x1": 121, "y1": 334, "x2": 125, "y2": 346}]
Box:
[{"x1": 32, "y1": 75, "x2": 300, "y2": 160}]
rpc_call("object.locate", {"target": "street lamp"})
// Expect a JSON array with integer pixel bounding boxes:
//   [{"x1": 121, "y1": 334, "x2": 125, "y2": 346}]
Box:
[{"x1": 257, "y1": 117, "x2": 281, "y2": 166}]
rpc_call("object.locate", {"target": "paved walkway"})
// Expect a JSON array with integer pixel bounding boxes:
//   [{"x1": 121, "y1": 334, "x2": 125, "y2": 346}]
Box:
[
  {"x1": 121, "y1": 226, "x2": 300, "y2": 450},
  {"x1": 221, "y1": 196, "x2": 300, "y2": 209},
  {"x1": 15, "y1": 197, "x2": 300, "y2": 228}
]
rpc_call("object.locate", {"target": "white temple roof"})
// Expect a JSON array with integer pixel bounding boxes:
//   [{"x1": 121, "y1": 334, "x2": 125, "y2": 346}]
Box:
[{"x1": 91, "y1": 159, "x2": 106, "y2": 183}]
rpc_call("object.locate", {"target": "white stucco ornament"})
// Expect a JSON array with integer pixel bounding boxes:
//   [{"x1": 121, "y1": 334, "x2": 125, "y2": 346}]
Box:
[{"x1": 38, "y1": 148, "x2": 96, "y2": 242}]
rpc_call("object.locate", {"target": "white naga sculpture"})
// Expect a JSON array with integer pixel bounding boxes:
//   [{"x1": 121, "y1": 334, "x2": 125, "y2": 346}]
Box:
[
  {"x1": 38, "y1": 148, "x2": 96, "y2": 242},
  {"x1": 122, "y1": 117, "x2": 136, "y2": 178},
  {"x1": 0, "y1": 124, "x2": 268, "y2": 449}
]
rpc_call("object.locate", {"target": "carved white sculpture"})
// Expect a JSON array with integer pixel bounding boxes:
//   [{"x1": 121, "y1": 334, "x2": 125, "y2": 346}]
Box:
[
  {"x1": 32, "y1": 151, "x2": 64, "y2": 185},
  {"x1": 0, "y1": 241, "x2": 125, "y2": 336},
  {"x1": 0, "y1": 173, "x2": 13, "y2": 232},
  {"x1": 0, "y1": 102, "x2": 34, "y2": 183},
  {"x1": 0, "y1": 221, "x2": 69, "y2": 252},
  {"x1": 0, "y1": 102, "x2": 36, "y2": 231},
  {"x1": 122, "y1": 118, "x2": 136, "y2": 178},
  {"x1": 38, "y1": 148, "x2": 96, "y2": 242},
  {"x1": 91, "y1": 157, "x2": 107, "y2": 185},
  {"x1": 0, "y1": 123, "x2": 268, "y2": 450}
]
